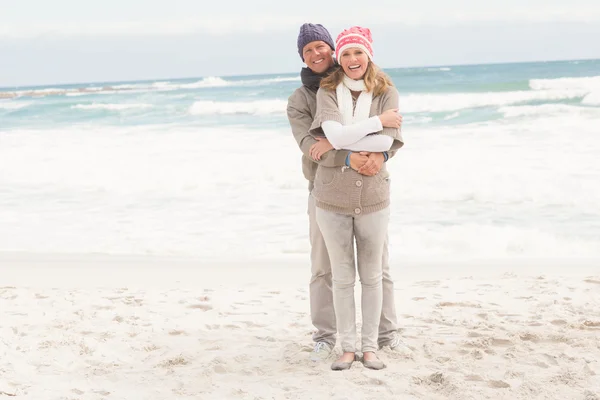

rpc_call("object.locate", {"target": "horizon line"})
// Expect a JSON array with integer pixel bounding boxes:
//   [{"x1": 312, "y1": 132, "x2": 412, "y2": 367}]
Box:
[{"x1": 1, "y1": 56, "x2": 599, "y2": 91}]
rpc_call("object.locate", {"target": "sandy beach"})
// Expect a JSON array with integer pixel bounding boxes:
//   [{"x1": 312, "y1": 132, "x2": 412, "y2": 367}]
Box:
[{"x1": 1, "y1": 253, "x2": 599, "y2": 399}]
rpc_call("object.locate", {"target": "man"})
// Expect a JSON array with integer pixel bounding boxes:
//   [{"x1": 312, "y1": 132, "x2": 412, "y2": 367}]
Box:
[{"x1": 286, "y1": 23, "x2": 411, "y2": 361}]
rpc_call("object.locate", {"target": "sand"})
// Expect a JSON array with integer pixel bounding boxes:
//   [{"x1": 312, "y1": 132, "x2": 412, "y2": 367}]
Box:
[{"x1": 1, "y1": 253, "x2": 599, "y2": 399}]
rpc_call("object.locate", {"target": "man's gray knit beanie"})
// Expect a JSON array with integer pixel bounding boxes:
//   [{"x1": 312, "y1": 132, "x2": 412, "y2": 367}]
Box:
[{"x1": 297, "y1": 23, "x2": 335, "y2": 61}]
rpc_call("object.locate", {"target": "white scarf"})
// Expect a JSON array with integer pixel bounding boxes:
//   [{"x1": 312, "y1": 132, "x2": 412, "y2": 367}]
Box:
[{"x1": 336, "y1": 75, "x2": 373, "y2": 125}]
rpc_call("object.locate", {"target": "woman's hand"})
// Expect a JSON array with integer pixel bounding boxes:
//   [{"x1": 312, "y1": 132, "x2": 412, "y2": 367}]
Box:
[
  {"x1": 357, "y1": 152, "x2": 385, "y2": 176},
  {"x1": 309, "y1": 137, "x2": 334, "y2": 161},
  {"x1": 378, "y1": 108, "x2": 402, "y2": 129}
]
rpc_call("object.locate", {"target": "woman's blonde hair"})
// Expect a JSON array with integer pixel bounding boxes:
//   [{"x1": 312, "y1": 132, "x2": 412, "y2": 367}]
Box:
[{"x1": 321, "y1": 61, "x2": 393, "y2": 97}]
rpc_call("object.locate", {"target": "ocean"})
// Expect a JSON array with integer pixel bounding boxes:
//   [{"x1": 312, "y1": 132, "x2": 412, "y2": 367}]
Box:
[{"x1": 1, "y1": 59, "x2": 599, "y2": 262}]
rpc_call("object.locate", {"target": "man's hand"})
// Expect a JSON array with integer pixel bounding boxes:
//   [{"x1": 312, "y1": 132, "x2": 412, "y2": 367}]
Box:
[
  {"x1": 309, "y1": 137, "x2": 334, "y2": 161},
  {"x1": 349, "y1": 152, "x2": 369, "y2": 171},
  {"x1": 357, "y1": 152, "x2": 385, "y2": 176}
]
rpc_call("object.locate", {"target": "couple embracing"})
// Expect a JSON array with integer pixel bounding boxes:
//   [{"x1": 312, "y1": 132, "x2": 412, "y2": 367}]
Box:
[{"x1": 287, "y1": 23, "x2": 410, "y2": 370}]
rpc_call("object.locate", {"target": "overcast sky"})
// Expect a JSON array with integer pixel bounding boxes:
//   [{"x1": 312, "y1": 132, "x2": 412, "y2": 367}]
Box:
[{"x1": 1, "y1": 0, "x2": 600, "y2": 87}]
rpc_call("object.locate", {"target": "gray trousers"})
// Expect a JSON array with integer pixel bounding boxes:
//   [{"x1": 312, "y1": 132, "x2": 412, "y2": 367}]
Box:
[{"x1": 308, "y1": 194, "x2": 398, "y2": 350}]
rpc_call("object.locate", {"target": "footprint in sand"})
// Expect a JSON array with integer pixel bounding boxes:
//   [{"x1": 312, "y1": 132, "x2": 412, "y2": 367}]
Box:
[
  {"x1": 122, "y1": 297, "x2": 144, "y2": 306},
  {"x1": 143, "y1": 344, "x2": 160, "y2": 352},
  {"x1": 543, "y1": 354, "x2": 559, "y2": 366},
  {"x1": 462, "y1": 338, "x2": 491, "y2": 350},
  {"x1": 255, "y1": 335, "x2": 276, "y2": 342},
  {"x1": 583, "y1": 391, "x2": 599, "y2": 400},
  {"x1": 497, "y1": 312, "x2": 521, "y2": 318},
  {"x1": 437, "y1": 301, "x2": 481, "y2": 308},
  {"x1": 213, "y1": 364, "x2": 227, "y2": 374},
  {"x1": 415, "y1": 280, "x2": 440, "y2": 288},
  {"x1": 548, "y1": 335, "x2": 570, "y2": 344},
  {"x1": 519, "y1": 333, "x2": 540, "y2": 342},
  {"x1": 488, "y1": 380, "x2": 510, "y2": 389},
  {"x1": 424, "y1": 372, "x2": 446, "y2": 385},
  {"x1": 551, "y1": 319, "x2": 568, "y2": 326},
  {"x1": 241, "y1": 321, "x2": 267, "y2": 328},
  {"x1": 233, "y1": 354, "x2": 250, "y2": 363},
  {"x1": 92, "y1": 305, "x2": 115, "y2": 311},
  {"x1": 491, "y1": 338, "x2": 513, "y2": 347},
  {"x1": 188, "y1": 304, "x2": 213, "y2": 311},
  {"x1": 422, "y1": 343, "x2": 434, "y2": 359},
  {"x1": 583, "y1": 365, "x2": 597, "y2": 379},
  {"x1": 157, "y1": 356, "x2": 189, "y2": 368},
  {"x1": 504, "y1": 370, "x2": 525, "y2": 379},
  {"x1": 515, "y1": 296, "x2": 534, "y2": 300},
  {"x1": 551, "y1": 369, "x2": 581, "y2": 385},
  {"x1": 584, "y1": 279, "x2": 600, "y2": 285},
  {"x1": 38, "y1": 340, "x2": 56, "y2": 350},
  {"x1": 583, "y1": 320, "x2": 600, "y2": 328}
]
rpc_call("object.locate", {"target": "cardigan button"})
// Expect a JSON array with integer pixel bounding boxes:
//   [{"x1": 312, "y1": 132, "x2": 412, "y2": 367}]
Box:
[
  {"x1": 354, "y1": 208, "x2": 361, "y2": 215},
  {"x1": 355, "y1": 180, "x2": 362, "y2": 187}
]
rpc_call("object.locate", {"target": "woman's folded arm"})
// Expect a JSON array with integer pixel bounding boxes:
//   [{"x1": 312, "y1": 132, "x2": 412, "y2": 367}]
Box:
[{"x1": 321, "y1": 118, "x2": 383, "y2": 149}]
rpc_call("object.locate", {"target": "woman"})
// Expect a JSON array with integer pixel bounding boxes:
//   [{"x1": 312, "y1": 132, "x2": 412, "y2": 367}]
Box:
[{"x1": 308, "y1": 26, "x2": 403, "y2": 371}]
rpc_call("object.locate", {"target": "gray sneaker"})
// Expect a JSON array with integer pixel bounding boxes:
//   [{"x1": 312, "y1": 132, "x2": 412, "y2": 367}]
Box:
[
  {"x1": 382, "y1": 334, "x2": 412, "y2": 355},
  {"x1": 310, "y1": 341, "x2": 333, "y2": 362}
]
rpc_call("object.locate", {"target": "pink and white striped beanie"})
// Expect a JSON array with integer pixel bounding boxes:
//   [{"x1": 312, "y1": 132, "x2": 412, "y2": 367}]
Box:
[{"x1": 335, "y1": 26, "x2": 373, "y2": 62}]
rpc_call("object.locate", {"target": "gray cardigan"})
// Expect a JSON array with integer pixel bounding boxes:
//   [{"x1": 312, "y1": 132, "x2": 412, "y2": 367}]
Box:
[{"x1": 307, "y1": 86, "x2": 404, "y2": 215}]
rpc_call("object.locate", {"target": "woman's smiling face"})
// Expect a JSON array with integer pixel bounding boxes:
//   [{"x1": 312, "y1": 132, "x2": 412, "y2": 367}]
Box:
[{"x1": 340, "y1": 47, "x2": 369, "y2": 80}]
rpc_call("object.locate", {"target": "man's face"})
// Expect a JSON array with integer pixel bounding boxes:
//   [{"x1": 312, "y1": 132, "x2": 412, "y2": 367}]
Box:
[{"x1": 302, "y1": 41, "x2": 334, "y2": 74}]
